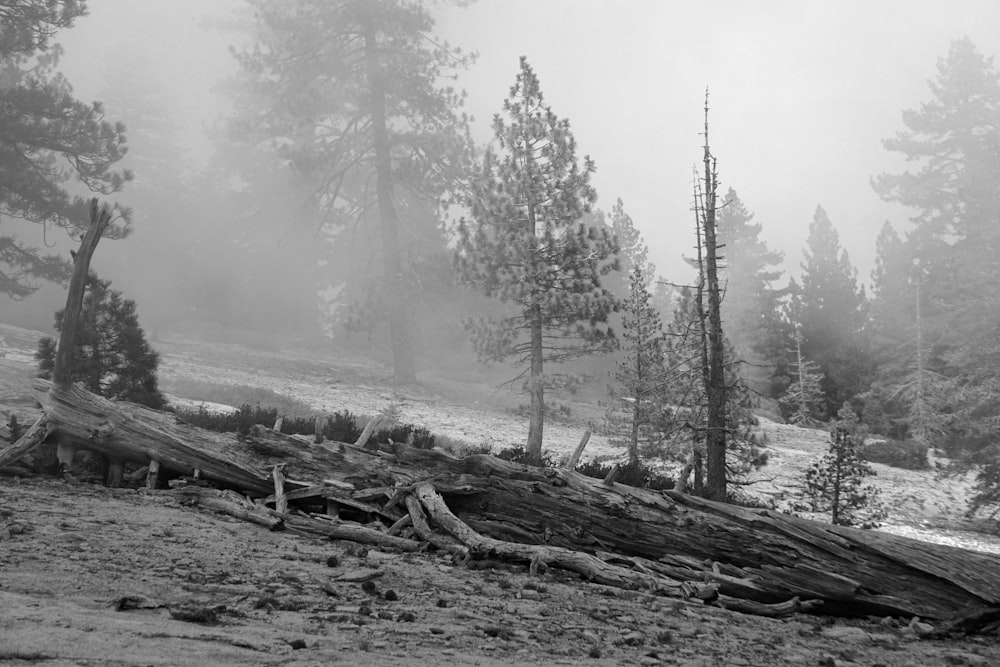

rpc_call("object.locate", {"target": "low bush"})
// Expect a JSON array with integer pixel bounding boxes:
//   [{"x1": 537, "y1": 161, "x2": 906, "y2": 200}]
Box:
[
  {"x1": 863, "y1": 438, "x2": 929, "y2": 470},
  {"x1": 175, "y1": 403, "x2": 434, "y2": 449},
  {"x1": 575, "y1": 459, "x2": 674, "y2": 491},
  {"x1": 494, "y1": 444, "x2": 556, "y2": 468},
  {"x1": 164, "y1": 379, "x2": 314, "y2": 418}
]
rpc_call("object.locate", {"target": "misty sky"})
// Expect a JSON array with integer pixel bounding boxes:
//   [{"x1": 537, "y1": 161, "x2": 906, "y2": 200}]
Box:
[{"x1": 55, "y1": 0, "x2": 1000, "y2": 288}]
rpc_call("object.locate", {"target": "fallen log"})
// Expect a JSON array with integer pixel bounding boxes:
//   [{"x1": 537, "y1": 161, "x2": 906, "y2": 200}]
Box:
[{"x1": 3, "y1": 381, "x2": 1000, "y2": 624}]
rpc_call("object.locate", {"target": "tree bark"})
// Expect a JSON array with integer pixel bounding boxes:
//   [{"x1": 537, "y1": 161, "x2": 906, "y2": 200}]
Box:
[
  {"x1": 364, "y1": 15, "x2": 416, "y2": 385},
  {"x1": 700, "y1": 97, "x2": 727, "y2": 502},
  {"x1": 3, "y1": 383, "x2": 1000, "y2": 624},
  {"x1": 53, "y1": 199, "x2": 113, "y2": 387}
]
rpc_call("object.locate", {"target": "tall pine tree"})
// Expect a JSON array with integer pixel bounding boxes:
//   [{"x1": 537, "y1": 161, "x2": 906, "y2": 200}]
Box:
[
  {"x1": 0, "y1": 0, "x2": 131, "y2": 298},
  {"x1": 608, "y1": 266, "x2": 668, "y2": 465},
  {"x1": 716, "y1": 188, "x2": 785, "y2": 396},
  {"x1": 455, "y1": 57, "x2": 619, "y2": 466},
  {"x1": 796, "y1": 206, "x2": 870, "y2": 417},
  {"x1": 873, "y1": 37, "x2": 1000, "y2": 466},
  {"x1": 232, "y1": 0, "x2": 474, "y2": 383}
]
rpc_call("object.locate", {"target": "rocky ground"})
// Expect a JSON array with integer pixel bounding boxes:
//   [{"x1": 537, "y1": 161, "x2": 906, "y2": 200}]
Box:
[{"x1": 2, "y1": 323, "x2": 999, "y2": 665}]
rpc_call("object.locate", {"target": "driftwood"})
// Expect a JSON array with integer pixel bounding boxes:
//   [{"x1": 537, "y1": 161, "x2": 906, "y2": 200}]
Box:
[{"x1": 3, "y1": 381, "x2": 1000, "y2": 628}]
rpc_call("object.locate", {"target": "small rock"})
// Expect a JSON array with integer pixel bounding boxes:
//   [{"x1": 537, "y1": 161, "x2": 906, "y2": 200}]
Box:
[
  {"x1": 430, "y1": 627, "x2": 445, "y2": 635},
  {"x1": 435, "y1": 598, "x2": 448, "y2": 608},
  {"x1": 820, "y1": 626, "x2": 869, "y2": 642},
  {"x1": 518, "y1": 589, "x2": 541, "y2": 601},
  {"x1": 384, "y1": 589, "x2": 399, "y2": 601},
  {"x1": 287, "y1": 639, "x2": 306, "y2": 650},
  {"x1": 620, "y1": 631, "x2": 645, "y2": 646},
  {"x1": 397, "y1": 611, "x2": 416, "y2": 622},
  {"x1": 326, "y1": 555, "x2": 340, "y2": 568}
]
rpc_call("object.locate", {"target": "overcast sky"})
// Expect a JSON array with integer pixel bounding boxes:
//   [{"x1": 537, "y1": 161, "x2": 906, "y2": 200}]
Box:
[{"x1": 58, "y1": 0, "x2": 1000, "y2": 288}]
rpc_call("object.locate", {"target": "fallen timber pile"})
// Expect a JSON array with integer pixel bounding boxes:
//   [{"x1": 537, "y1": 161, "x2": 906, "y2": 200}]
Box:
[{"x1": 2, "y1": 382, "x2": 1000, "y2": 634}]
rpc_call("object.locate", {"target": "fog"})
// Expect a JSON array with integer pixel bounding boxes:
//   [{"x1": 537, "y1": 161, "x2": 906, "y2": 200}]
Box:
[{"x1": 3, "y1": 0, "x2": 999, "y2": 347}]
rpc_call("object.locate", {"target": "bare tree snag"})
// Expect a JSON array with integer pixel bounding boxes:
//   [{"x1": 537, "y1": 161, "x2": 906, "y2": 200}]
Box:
[
  {"x1": 56, "y1": 439, "x2": 77, "y2": 472},
  {"x1": 697, "y1": 93, "x2": 727, "y2": 501},
  {"x1": 146, "y1": 459, "x2": 161, "y2": 489},
  {"x1": 0, "y1": 416, "x2": 52, "y2": 468},
  {"x1": 565, "y1": 429, "x2": 591, "y2": 470},
  {"x1": 354, "y1": 415, "x2": 385, "y2": 449},
  {"x1": 313, "y1": 415, "x2": 326, "y2": 444},
  {"x1": 53, "y1": 199, "x2": 114, "y2": 388},
  {"x1": 106, "y1": 459, "x2": 124, "y2": 488},
  {"x1": 272, "y1": 464, "x2": 288, "y2": 513}
]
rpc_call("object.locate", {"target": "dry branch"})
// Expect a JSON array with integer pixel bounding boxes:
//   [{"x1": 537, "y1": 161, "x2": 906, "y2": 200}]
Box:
[{"x1": 4, "y1": 376, "x2": 1000, "y2": 625}]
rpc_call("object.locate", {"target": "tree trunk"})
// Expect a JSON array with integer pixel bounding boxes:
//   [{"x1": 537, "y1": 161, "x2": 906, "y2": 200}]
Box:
[
  {"x1": 4, "y1": 385, "x2": 999, "y2": 624},
  {"x1": 364, "y1": 15, "x2": 416, "y2": 385},
  {"x1": 700, "y1": 98, "x2": 727, "y2": 502},
  {"x1": 53, "y1": 200, "x2": 113, "y2": 387}
]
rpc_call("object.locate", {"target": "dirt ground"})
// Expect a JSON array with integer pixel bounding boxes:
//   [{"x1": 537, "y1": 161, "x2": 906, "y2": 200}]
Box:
[
  {"x1": 2, "y1": 323, "x2": 1000, "y2": 665},
  {"x1": 2, "y1": 477, "x2": 999, "y2": 667}
]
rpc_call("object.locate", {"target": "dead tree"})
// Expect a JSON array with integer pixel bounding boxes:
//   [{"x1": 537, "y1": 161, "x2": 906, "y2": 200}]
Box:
[{"x1": 693, "y1": 90, "x2": 728, "y2": 502}]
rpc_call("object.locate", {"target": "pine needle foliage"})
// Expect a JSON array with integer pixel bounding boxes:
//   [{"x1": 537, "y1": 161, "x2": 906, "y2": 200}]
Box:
[
  {"x1": 455, "y1": 57, "x2": 619, "y2": 464},
  {"x1": 804, "y1": 404, "x2": 887, "y2": 528},
  {"x1": 35, "y1": 274, "x2": 165, "y2": 409},
  {"x1": 607, "y1": 265, "x2": 669, "y2": 464},
  {"x1": 779, "y1": 329, "x2": 827, "y2": 425}
]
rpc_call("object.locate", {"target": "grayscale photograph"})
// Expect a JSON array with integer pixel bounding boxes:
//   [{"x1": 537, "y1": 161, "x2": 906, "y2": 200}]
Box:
[{"x1": 1, "y1": 1, "x2": 999, "y2": 664}]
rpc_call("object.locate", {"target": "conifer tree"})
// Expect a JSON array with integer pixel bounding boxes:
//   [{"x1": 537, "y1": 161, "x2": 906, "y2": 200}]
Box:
[
  {"x1": 232, "y1": 0, "x2": 474, "y2": 383},
  {"x1": 455, "y1": 57, "x2": 619, "y2": 466},
  {"x1": 804, "y1": 404, "x2": 886, "y2": 528},
  {"x1": 873, "y1": 37, "x2": 1000, "y2": 478},
  {"x1": 607, "y1": 266, "x2": 668, "y2": 465},
  {"x1": 608, "y1": 198, "x2": 654, "y2": 295},
  {"x1": 779, "y1": 327, "x2": 826, "y2": 425},
  {"x1": 36, "y1": 274, "x2": 165, "y2": 409},
  {"x1": 1, "y1": 0, "x2": 131, "y2": 298},
  {"x1": 864, "y1": 223, "x2": 950, "y2": 445},
  {"x1": 796, "y1": 206, "x2": 870, "y2": 417},
  {"x1": 716, "y1": 188, "x2": 785, "y2": 395}
]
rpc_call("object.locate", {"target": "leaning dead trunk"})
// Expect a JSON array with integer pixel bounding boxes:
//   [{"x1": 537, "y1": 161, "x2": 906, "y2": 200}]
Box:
[{"x1": 3, "y1": 386, "x2": 999, "y2": 624}]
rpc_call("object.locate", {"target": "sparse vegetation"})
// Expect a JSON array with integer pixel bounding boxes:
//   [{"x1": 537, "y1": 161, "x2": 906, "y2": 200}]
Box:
[
  {"x1": 804, "y1": 405, "x2": 887, "y2": 528},
  {"x1": 863, "y1": 438, "x2": 929, "y2": 471},
  {"x1": 575, "y1": 459, "x2": 674, "y2": 490}
]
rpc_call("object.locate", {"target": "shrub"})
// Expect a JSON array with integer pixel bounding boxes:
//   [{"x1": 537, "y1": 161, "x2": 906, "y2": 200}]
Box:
[
  {"x1": 36, "y1": 274, "x2": 165, "y2": 409},
  {"x1": 495, "y1": 444, "x2": 555, "y2": 468},
  {"x1": 803, "y1": 406, "x2": 887, "y2": 528},
  {"x1": 575, "y1": 459, "x2": 674, "y2": 491},
  {"x1": 863, "y1": 439, "x2": 929, "y2": 470}
]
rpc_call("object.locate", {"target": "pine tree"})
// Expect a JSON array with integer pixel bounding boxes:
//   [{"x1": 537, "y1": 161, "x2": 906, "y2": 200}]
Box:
[
  {"x1": 779, "y1": 327, "x2": 826, "y2": 425},
  {"x1": 864, "y1": 224, "x2": 951, "y2": 446},
  {"x1": 608, "y1": 198, "x2": 654, "y2": 295},
  {"x1": 455, "y1": 57, "x2": 619, "y2": 466},
  {"x1": 232, "y1": 0, "x2": 474, "y2": 383},
  {"x1": 607, "y1": 266, "x2": 668, "y2": 465},
  {"x1": 796, "y1": 205, "x2": 870, "y2": 417},
  {"x1": 0, "y1": 0, "x2": 131, "y2": 298},
  {"x1": 873, "y1": 37, "x2": 1000, "y2": 475},
  {"x1": 716, "y1": 188, "x2": 785, "y2": 395},
  {"x1": 804, "y1": 404, "x2": 886, "y2": 527},
  {"x1": 35, "y1": 273, "x2": 165, "y2": 409}
]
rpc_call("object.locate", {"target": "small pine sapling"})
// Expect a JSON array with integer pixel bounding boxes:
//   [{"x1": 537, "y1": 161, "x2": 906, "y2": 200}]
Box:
[
  {"x1": 36, "y1": 273, "x2": 166, "y2": 409},
  {"x1": 804, "y1": 404, "x2": 887, "y2": 527}
]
